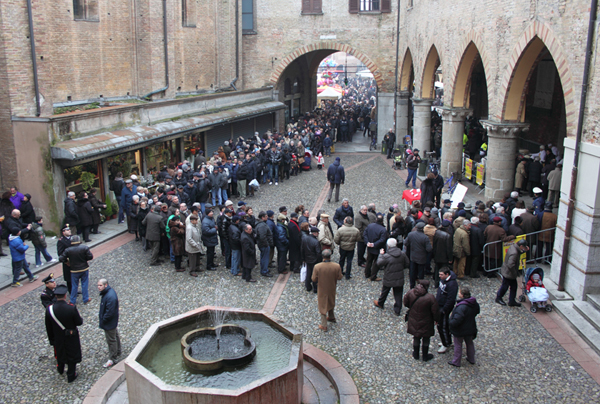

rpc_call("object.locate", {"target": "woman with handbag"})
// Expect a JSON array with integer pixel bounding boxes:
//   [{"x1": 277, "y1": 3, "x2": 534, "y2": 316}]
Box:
[{"x1": 448, "y1": 286, "x2": 480, "y2": 367}]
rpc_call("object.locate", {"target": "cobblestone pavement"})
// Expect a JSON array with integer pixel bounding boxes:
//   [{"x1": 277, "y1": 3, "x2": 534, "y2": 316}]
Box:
[{"x1": 0, "y1": 153, "x2": 598, "y2": 403}]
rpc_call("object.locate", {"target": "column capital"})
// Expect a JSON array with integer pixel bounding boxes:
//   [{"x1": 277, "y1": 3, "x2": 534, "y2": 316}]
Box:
[
  {"x1": 438, "y1": 107, "x2": 471, "y2": 122},
  {"x1": 411, "y1": 98, "x2": 434, "y2": 107},
  {"x1": 480, "y1": 120, "x2": 529, "y2": 139},
  {"x1": 397, "y1": 91, "x2": 411, "y2": 99}
]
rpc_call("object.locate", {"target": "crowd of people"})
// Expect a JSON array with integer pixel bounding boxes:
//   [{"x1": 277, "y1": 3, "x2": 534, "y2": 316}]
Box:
[{"x1": 1, "y1": 76, "x2": 563, "y2": 375}]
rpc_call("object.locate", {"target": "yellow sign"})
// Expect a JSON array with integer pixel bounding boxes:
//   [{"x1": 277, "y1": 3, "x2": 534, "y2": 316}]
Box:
[
  {"x1": 476, "y1": 164, "x2": 485, "y2": 185},
  {"x1": 465, "y1": 159, "x2": 473, "y2": 180},
  {"x1": 502, "y1": 235, "x2": 527, "y2": 270}
]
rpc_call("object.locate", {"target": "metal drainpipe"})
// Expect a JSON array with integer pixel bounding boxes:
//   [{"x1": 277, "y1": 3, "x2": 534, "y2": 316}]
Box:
[
  {"x1": 26, "y1": 0, "x2": 41, "y2": 117},
  {"x1": 143, "y1": 0, "x2": 170, "y2": 100},
  {"x1": 557, "y1": 0, "x2": 598, "y2": 291},
  {"x1": 392, "y1": 0, "x2": 401, "y2": 134},
  {"x1": 229, "y1": 0, "x2": 239, "y2": 91}
]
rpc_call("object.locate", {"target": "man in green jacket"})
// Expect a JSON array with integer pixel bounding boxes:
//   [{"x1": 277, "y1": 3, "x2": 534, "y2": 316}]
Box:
[{"x1": 334, "y1": 217, "x2": 360, "y2": 279}]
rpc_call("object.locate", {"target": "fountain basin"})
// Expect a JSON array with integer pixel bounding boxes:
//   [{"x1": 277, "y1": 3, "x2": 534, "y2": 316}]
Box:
[
  {"x1": 181, "y1": 324, "x2": 256, "y2": 372},
  {"x1": 124, "y1": 307, "x2": 303, "y2": 404}
]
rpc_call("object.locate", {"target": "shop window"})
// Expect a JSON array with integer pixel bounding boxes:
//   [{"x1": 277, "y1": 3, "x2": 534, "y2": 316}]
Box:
[
  {"x1": 73, "y1": 0, "x2": 99, "y2": 21},
  {"x1": 64, "y1": 161, "x2": 102, "y2": 199},
  {"x1": 184, "y1": 132, "x2": 205, "y2": 162},
  {"x1": 242, "y1": 0, "x2": 255, "y2": 33},
  {"x1": 182, "y1": 0, "x2": 197, "y2": 27},
  {"x1": 302, "y1": 0, "x2": 322, "y2": 14}
]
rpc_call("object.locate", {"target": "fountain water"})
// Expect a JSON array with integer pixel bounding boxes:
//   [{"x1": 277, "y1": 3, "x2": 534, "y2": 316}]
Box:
[{"x1": 126, "y1": 307, "x2": 303, "y2": 403}]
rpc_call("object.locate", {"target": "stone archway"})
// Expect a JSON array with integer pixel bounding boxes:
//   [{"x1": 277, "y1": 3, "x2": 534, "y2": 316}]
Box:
[
  {"x1": 450, "y1": 41, "x2": 489, "y2": 109},
  {"x1": 270, "y1": 42, "x2": 384, "y2": 89},
  {"x1": 399, "y1": 48, "x2": 414, "y2": 93},
  {"x1": 420, "y1": 45, "x2": 441, "y2": 99},
  {"x1": 498, "y1": 21, "x2": 576, "y2": 137}
]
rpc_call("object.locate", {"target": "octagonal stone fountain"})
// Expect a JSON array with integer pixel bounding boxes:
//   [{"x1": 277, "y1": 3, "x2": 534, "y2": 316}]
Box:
[{"x1": 124, "y1": 306, "x2": 303, "y2": 404}]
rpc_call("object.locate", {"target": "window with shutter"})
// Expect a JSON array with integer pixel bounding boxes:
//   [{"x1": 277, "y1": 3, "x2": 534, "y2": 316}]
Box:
[
  {"x1": 302, "y1": 0, "x2": 322, "y2": 14},
  {"x1": 349, "y1": 0, "x2": 359, "y2": 14},
  {"x1": 381, "y1": 0, "x2": 391, "y2": 12}
]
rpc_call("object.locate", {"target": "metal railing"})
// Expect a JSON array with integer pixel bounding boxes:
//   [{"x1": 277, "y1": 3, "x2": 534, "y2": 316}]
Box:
[{"x1": 482, "y1": 227, "x2": 557, "y2": 273}]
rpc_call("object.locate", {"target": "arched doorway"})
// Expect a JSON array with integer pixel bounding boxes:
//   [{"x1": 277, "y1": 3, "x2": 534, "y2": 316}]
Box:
[
  {"x1": 413, "y1": 45, "x2": 441, "y2": 154},
  {"x1": 397, "y1": 49, "x2": 415, "y2": 146},
  {"x1": 441, "y1": 42, "x2": 490, "y2": 178},
  {"x1": 501, "y1": 36, "x2": 567, "y2": 194},
  {"x1": 271, "y1": 43, "x2": 381, "y2": 135}
]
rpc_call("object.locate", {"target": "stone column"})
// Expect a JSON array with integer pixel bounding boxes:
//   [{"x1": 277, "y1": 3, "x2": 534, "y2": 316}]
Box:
[
  {"x1": 377, "y1": 92, "x2": 395, "y2": 142},
  {"x1": 396, "y1": 91, "x2": 410, "y2": 142},
  {"x1": 101, "y1": 158, "x2": 110, "y2": 199},
  {"x1": 480, "y1": 120, "x2": 529, "y2": 199},
  {"x1": 412, "y1": 98, "x2": 433, "y2": 153},
  {"x1": 550, "y1": 138, "x2": 600, "y2": 300},
  {"x1": 440, "y1": 107, "x2": 470, "y2": 178}
]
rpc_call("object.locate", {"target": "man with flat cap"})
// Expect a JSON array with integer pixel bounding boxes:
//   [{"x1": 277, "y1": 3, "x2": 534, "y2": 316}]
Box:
[
  {"x1": 57, "y1": 225, "x2": 73, "y2": 294},
  {"x1": 41, "y1": 273, "x2": 57, "y2": 309},
  {"x1": 312, "y1": 249, "x2": 343, "y2": 332},
  {"x1": 45, "y1": 284, "x2": 83, "y2": 383}
]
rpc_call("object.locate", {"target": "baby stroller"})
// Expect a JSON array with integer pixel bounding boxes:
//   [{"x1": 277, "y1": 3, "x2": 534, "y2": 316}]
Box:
[
  {"x1": 519, "y1": 267, "x2": 552, "y2": 313},
  {"x1": 392, "y1": 148, "x2": 404, "y2": 170}
]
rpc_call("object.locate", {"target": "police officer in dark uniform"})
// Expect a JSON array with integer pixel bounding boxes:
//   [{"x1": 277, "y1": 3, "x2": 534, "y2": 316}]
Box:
[
  {"x1": 45, "y1": 284, "x2": 83, "y2": 383},
  {"x1": 57, "y1": 225, "x2": 73, "y2": 294},
  {"x1": 40, "y1": 273, "x2": 57, "y2": 309}
]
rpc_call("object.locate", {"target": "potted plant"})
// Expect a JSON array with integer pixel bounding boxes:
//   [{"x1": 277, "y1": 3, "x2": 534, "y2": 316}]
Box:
[
  {"x1": 80, "y1": 171, "x2": 96, "y2": 192},
  {"x1": 111, "y1": 200, "x2": 120, "y2": 219},
  {"x1": 101, "y1": 197, "x2": 113, "y2": 219}
]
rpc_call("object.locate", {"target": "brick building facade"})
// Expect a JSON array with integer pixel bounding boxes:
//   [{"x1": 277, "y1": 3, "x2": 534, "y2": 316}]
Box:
[{"x1": 0, "y1": 0, "x2": 599, "y2": 299}]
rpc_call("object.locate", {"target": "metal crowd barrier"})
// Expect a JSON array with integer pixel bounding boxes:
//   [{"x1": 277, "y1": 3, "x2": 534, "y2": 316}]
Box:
[{"x1": 481, "y1": 227, "x2": 557, "y2": 273}]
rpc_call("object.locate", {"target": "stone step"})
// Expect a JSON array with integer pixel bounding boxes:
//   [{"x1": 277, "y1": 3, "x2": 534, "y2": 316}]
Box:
[
  {"x1": 553, "y1": 300, "x2": 600, "y2": 356},
  {"x1": 587, "y1": 294, "x2": 600, "y2": 312},
  {"x1": 573, "y1": 301, "x2": 600, "y2": 334}
]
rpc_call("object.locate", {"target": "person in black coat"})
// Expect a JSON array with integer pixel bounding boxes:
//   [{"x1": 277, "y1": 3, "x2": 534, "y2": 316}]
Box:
[
  {"x1": 287, "y1": 214, "x2": 303, "y2": 273},
  {"x1": 20, "y1": 194, "x2": 36, "y2": 224},
  {"x1": 98, "y1": 279, "x2": 121, "y2": 367},
  {"x1": 59, "y1": 235, "x2": 94, "y2": 305},
  {"x1": 449, "y1": 286, "x2": 480, "y2": 367},
  {"x1": 240, "y1": 223, "x2": 257, "y2": 282},
  {"x1": 201, "y1": 209, "x2": 219, "y2": 270},
  {"x1": 141, "y1": 206, "x2": 166, "y2": 265},
  {"x1": 432, "y1": 228, "x2": 453, "y2": 288},
  {"x1": 301, "y1": 226, "x2": 323, "y2": 292},
  {"x1": 420, "y1": 173, "x2": 436, "y2": 206},
  {"x1": 374, "y1": 238, "x2": 410, "y2": 315},
  {"x1": 363, "y1": 214, "x2": 388, "y2": 281},
  {"x1": 88, "y1": 189, "x2": 106, "y2": 234},
  {"x1": 57, "y1": 226, "x2": 73, "y2": 293},
  {"x1": 63, "y1": 192, "x2": 80, "y2": 232},
  {"x1": 435, "y1": 268, "x2": 458, "y2": 353},
  {"x1": 467, "y1": 216, "x2": 484, "y2": 278},
  {"x1": 76, "y1": 192, "x2": 94, "y2": 242},
  {"x1": 404, "y1": 222, "x2": 433, "y2": 289},
  {"x1": 45, "y1": 284, "x2": 83, "y2": 383},
  {"x1": 333, "y1": 199, "x2": 354, "y2": 229},
  {"x1": 528, "y1": 157, "x2": 543, "y2": 197},
  {"x1": 136, "y1": 201, "x2": 150, "y2": 250},
  {"x1": 228, "y1": 216, "x2": 243, "y2": 276}
]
